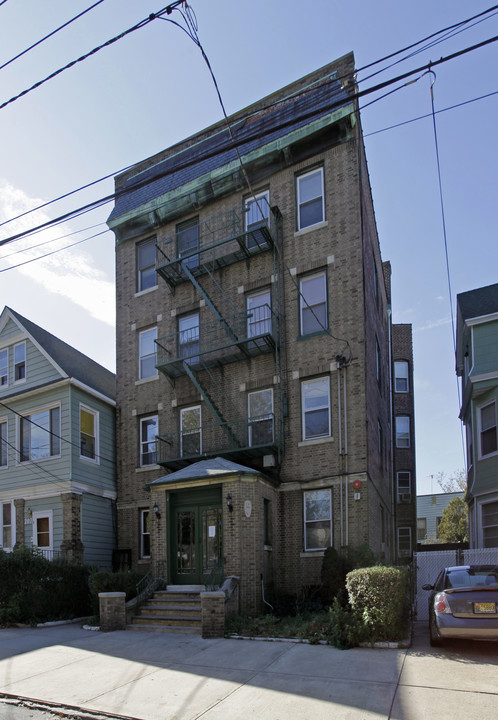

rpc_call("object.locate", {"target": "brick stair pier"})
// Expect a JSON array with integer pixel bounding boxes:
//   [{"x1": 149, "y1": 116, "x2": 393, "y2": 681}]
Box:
[{"x1": 128, "y1": 588, "x2": 202, "y2": 634}]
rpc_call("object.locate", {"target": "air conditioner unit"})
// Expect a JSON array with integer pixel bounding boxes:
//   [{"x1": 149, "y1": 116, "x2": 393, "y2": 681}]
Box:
[{"x1": 399, "y1": 493, "x2": 411, "y2": 503}]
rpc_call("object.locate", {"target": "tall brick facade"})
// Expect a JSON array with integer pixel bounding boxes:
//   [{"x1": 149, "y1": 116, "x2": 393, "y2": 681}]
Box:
[{"x1": 108, "y1": 54, "x2": 416, "y2": 612}]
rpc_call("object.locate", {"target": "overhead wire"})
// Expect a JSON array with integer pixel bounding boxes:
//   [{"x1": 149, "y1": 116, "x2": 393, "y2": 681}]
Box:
[
  {"x1": 159, "y1": 3, "x2": 354, "y2": 359},
  {"x1": 426, "y1": 73, "x2": 467, "y2": 467},
  {"x1": 1, "y1": 5, "x2": 497, "y2": 233},
  {"x1": 0, "y1": 1, "x2": 186, "y2": 111},
  {"x1": 0, "y1": 398, "x2": 116, "y2": 466},
  {"x1": 2, "y1": 32, "x2": 497, "y2": 251},
  {"x1": 0, "y1": 0, "x2": 107, "y2": 72},
  {"x1": 1, "y1": 82, "x2": 496, "y2": 275},
  {"x1": 0, "y1": 229, "x2": 109, "y2": 273}
]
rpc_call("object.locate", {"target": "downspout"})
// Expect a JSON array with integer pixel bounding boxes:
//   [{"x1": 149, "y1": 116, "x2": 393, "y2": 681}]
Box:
[
  {"x1": 343, "y1": 363, "x2": 349, "y2": 546},
  {"x1": 388, "y1": 307, "x2": 395, "y2": 561},
  {"x1": 261, "y1": 573, "x2": 274, "y2": 612},
  {"x1": 337, "y1": 361, "x2": 343, "y2": 547}
]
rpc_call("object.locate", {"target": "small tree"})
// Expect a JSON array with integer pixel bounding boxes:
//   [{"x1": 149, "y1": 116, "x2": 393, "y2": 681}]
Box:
[
  {"x1": 438, "y1": 496, "x2": 468, "y2": 543},
  {"x1": 435, "y1": 469, "x2": 467, "y2": 495}
]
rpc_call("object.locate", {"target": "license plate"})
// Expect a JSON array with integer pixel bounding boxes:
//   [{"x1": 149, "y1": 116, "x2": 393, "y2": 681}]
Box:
[{"x1": 474, "y1": 602, "x2": 496, "y2": 614}]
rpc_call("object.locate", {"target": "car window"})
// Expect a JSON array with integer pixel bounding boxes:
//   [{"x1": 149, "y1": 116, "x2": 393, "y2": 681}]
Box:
[
  {"x1": 445, "y1": 571, "x2": 471, "y2": 588},
  {"x1": 445, "y1": 569, "x2": 498, "y2": 589}
]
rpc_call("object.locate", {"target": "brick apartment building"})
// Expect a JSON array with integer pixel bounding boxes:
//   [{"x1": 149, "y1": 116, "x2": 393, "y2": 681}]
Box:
[{"x1": 107, "y1": 53, "x2": 416, "y2": 612}]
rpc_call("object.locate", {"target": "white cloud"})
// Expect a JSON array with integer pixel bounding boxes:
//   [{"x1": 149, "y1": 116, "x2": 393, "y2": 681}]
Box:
[
  {"x1": 0, "y1": 182, "x2": 114, "y2": 326},
  {"x1": 414, "y1": 316, "x2": 451, "y2": 332}
]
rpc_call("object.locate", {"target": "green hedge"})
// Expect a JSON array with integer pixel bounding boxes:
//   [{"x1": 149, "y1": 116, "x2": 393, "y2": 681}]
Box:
[
  {"x1": 346, "y1": 566, "x2": 409, "y2": 641},
  {"x1": 0, "y1": 548, "x2": 91, "y2": 625},
  {"x1": 88, "y1": 570, "x2": 145, "y2": 616}
]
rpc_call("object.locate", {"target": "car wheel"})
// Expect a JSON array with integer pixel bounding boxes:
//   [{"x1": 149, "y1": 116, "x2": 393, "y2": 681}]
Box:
[{"x1": 429, "y1": 610, "x2": 443, "y2": 647}]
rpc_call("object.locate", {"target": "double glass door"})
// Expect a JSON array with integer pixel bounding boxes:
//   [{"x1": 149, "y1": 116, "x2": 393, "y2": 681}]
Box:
[{"x1": 170, "y1": 487, "x2": 222, "y2": 585}]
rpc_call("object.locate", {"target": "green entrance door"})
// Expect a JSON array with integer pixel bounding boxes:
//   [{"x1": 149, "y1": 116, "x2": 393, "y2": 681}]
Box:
[{"x1": 170, "y1": 487, "x2": 222, "y2": 585}]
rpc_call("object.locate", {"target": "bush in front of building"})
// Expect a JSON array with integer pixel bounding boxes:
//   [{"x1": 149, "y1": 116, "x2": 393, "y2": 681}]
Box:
[
  {"x1": 320, "y1": 545, "x2": 377, "y2": 605},
  {"x1": 345, "y1": 565, "x2": 410, "y2": 642},
  {"x1": 88, "y1": 570, "x2": 146, "y2": 617},
  {"x1": 0, "y1": 547, "x2": 92, "y2": 625}
]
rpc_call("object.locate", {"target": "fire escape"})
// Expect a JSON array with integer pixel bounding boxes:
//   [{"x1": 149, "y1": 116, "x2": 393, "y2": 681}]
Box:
[{"x1": 154, "y1": 200, "x2": 283, "y2": 471}]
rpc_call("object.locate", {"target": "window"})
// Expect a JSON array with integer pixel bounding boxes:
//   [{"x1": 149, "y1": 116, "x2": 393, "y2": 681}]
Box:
[
  {"x1": 373, "y1": 258, "x2": 379, "y2": 305},
  {"x1": 297, "y1": 167, "x2": 324, "y2": 230},
  {"x1": 479, "y1": 402, "x2": 497, "y2": 457},
  {"x1": 376, "y1": 338, "x2": 381, "y2": 389},
  {"x1": 136, "y1": 238, "x2": 156, "y2": 292},
  {"x1": 482, "y1": 500, "x2": 498, "y2": 548},
  {"x1": 1, "y1": 501, "x2": 14, "y2": 550},
  {"x1": 394, "y1": 361, "x2": 409, "y2": 393},
  {"x1": 417, "y1": 518, "x2": 426, "y2": 542},
  {"x1": 14, "y1": 342, "x2": 26, "y2": 382},
  {"x1": 0, "y1": 420, "x2": 6, "y2": 467},
  {"x1": 395, "y1": 416, "x2": 410, "y2": 448},
  {"x1": 80, "y1": 406, "x2": 98, "y2": 461},
  {"x1": 398, "y1": 527, "x2": 412, "y2": 556},
  {"x1": 139, "y1": 416, "x2": 158, "y2": 466},
  {"x1": 246, "y1": 289, "x2": 271, "y2": 338},
  {"x1": 140, "y1": 509, "x2": 151, "y2": 558},
  {"x1": 302, "y1": 377, "x2": 330, "y2": 440},
  {"x1": 180, "y1": 406, "x2": 201, "y2": 457},
  {"x1": 177, "y1": 217, "x2": 199, "y2": 269},
  {"x1": 139, "y1": 327, "x2": 158, "y2": 379},
  {"x1": 248, "y1": 389, "x2": 274, "y2": 446},
  {"x1": 245, "y1": 191, "x2": 270, "y2": 249},
  {"x1": 397, "y1": 471, "x2": 411, "y2": 502},
  {"x1": 20, "y1": 406, "x2": 60, "y2": 462},
  {"x1": 178, "y1": 313, "x2": 200, "y2": 364},
  {"x1": 304, "y1": 489, "x2": 332, "y2": 550},
  {"x1": 299, "y1": 271, "x2": 327, "y2": 335},
  {"x1": 32, "y1": 511, "x2": 52, "y2": 556},
  {"x1": 0, "y1": 348, "x2": 7, "y2": 386},
  {"x1": 264, "y1": 498, "x2": 272, "y2": 546},
  {"x1": 378, "y1": 420, "x2": 383, "y2": 466}
]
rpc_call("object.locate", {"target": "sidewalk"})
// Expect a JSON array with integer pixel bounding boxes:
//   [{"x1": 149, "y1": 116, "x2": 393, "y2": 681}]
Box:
[{"x1": 0, "y1": 622, "x2": 497, "y2": 719}]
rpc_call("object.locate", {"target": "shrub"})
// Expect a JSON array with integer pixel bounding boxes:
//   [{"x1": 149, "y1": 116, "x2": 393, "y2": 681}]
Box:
[
  {"x1": 321, "y1": 545, "x2": 377, "y2": 605},
  {"x1": 327, "y1": 597, "x2": 368, "y2": 649},
  {"x1": 88, "y1": 570, "x2": 145, "y2": 616},
  {"x1": 346, "y1": 566, "x2": 409, "y2": 641},
  {"x1": 0, "y1": 547, "x2": 92, "y2": 625}
]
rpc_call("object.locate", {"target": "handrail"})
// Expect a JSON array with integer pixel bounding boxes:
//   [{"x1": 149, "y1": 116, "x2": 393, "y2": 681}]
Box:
[
  {"x1": 135, "y1": 561, "x2": 166, "y2": 608},
  {"x1": 157, "y1": 412, "x2": 277, "y2": 465},
  {"x1": 205, "y1": 559, "x2": 225, "y2": 591}
]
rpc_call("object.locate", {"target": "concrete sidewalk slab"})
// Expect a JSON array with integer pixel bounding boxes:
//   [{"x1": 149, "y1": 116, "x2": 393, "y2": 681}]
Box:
[{"x1": 1, "y1": 623, "x2": 497, "y2": 719}]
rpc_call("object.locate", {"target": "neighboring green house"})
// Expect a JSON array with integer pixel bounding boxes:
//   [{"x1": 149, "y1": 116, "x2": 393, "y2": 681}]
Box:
[
  {"x1": 456, "y1": 283, "x2": 498, "y2": 548},
  {"x1": 0, "y1": 307, "x2": 116, "y2": 567}
]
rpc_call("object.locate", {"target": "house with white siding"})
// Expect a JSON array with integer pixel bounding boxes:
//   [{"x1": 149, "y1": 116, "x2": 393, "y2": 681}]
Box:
[{"x1": 0, "y1": 307, "x2": 116, "y2": 568}]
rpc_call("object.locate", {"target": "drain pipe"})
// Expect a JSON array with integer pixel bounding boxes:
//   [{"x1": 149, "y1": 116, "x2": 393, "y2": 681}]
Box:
[{"x1": 261, "y1": 573, "x2": 274, "y2": 612}]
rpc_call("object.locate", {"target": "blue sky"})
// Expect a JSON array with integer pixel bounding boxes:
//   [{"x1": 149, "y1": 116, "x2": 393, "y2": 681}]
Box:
[{"x1": 0, "y1": 0, "x2": 496, "y2": 494}]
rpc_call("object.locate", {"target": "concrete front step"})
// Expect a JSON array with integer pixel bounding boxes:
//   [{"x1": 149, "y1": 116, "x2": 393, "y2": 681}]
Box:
[
  {"x1": 126, "y1": 623, "x2": 201, "y2": 635},
  {"x1": 130, "y1": 589, "x2": 203, "y2": 633}
]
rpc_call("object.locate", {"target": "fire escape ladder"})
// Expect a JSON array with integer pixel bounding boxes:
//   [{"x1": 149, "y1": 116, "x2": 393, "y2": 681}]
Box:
[
  {"x1": 182, "y1": 362, "x2": 242, "y2": 449},
  {"x1": 182, "y1": 262, "x2": 250, "y2": 354}
]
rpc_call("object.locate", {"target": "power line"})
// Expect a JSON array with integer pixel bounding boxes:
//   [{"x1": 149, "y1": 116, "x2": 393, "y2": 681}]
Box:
[
  {"x1": 0, "y1": 229, "x2": 109, "y2": 273},
  {"x1": 0, "y1": 0, "x2": 107, "y2": 72},
  {"x1": 0, "y1": 399, "x2": 116, "y2": 466},
  {"x1": 0, "y1": 1, "x2": 186, "y2": 112},
  {"x1": 357, "y1": 4, "x2": 498, "y2": 81},
  {"x1": 363, "y1": 89, "x2": 498, "y2": 138},
  {"x1": 1, "y1": 32, "x2": 497, "y2": 251}
]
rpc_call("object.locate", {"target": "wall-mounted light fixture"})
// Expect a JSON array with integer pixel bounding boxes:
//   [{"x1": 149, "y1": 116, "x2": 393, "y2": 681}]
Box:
[
  {"x1": 226, "y1": 494, "x2": 233, "y2": 513},
  {"x1": 153, "y1": 503, "x2": 161, "y2": 519}
]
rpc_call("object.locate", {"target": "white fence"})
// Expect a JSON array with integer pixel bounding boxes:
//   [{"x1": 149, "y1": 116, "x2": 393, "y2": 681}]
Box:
[{"x1": 414, "y1": 548, "x2": 498, "y2": 621}]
